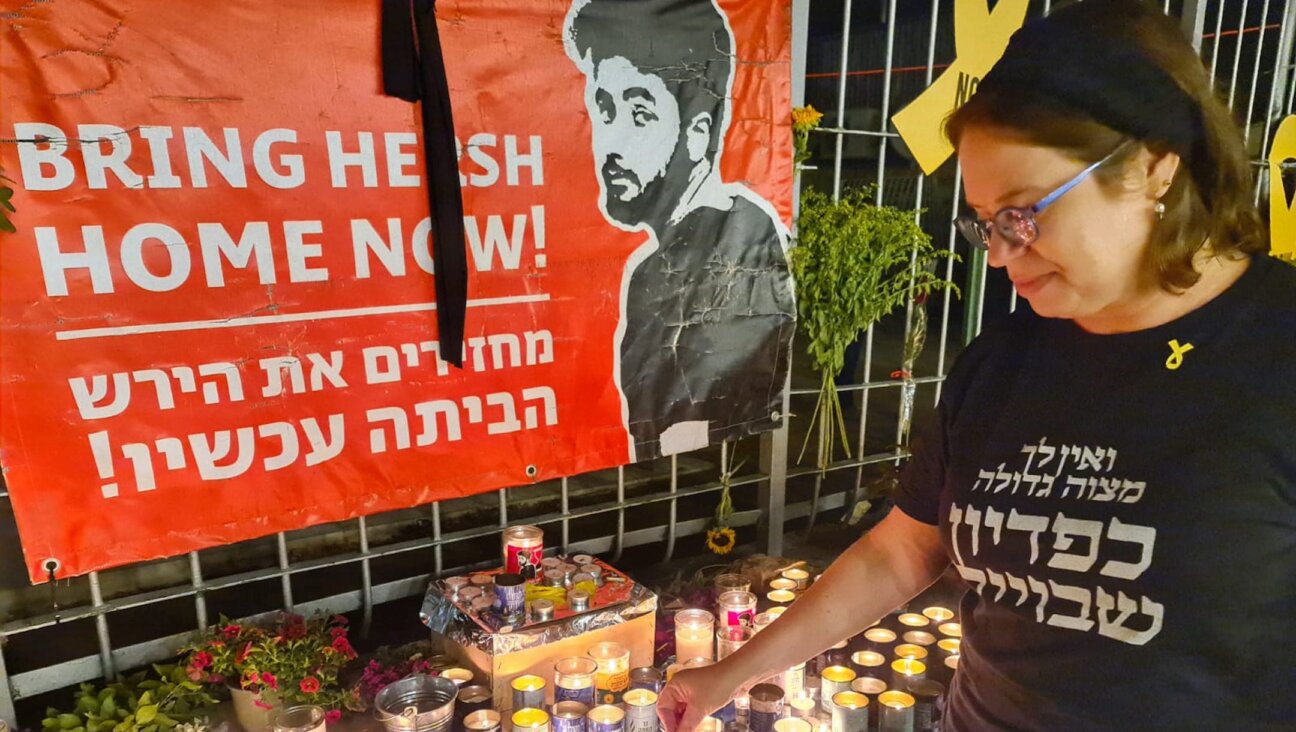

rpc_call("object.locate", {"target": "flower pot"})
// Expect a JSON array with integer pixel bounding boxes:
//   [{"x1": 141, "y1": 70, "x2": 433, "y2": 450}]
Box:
[{"x1": 230, "y1": 686, "x2": 279, "y2": 732}]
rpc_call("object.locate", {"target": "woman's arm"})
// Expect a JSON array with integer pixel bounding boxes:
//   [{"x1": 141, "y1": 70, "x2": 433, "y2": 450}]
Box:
[{"x1": 658, "y1": 508, "x2": 950, "y2": 732}]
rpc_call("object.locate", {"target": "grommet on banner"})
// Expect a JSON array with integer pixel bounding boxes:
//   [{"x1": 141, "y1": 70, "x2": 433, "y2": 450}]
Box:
[
  {"x1": 44, "y1": 558, "x2": 61, "y2": 613},
  {"x1": 525, "y1": 465, "x2": 538, "y2": 478},
  {"x1": 771, "y1": 411, "x2": 782, "y2": 422}
]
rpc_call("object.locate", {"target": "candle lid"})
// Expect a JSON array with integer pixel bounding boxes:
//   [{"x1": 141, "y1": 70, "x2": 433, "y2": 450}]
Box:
[
  {"x1": 922, "y1": 606, "x2": 955, "y2": 622},
  {"x1": 495, "y1": 573, "x2": 524, "y2": 588}
]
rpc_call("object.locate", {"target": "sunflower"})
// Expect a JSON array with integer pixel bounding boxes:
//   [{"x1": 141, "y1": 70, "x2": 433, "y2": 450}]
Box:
[{"x1": 706, "y1": 526, "x2": 737, "y2": 556}]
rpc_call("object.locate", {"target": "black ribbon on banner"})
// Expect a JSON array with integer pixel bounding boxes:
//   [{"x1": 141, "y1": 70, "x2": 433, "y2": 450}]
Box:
[{"x1": 380, "y1": 0, "x2": 469, "y2": 367}]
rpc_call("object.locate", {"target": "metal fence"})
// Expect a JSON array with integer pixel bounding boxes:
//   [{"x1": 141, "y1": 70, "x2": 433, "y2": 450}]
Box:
[{"x1": 1, "y1": 0, "x2": 1291, "y2": 726}]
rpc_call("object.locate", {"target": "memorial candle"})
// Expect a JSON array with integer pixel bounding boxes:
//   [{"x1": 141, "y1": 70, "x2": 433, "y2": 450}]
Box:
[
  {"x1": 830, "y1": 692, "x2": 869, "y2": 732},
  {"x1": 781, "y1": 568, "x2": 811, "y2": 590},
  {"x1": 892, "y1": 645, "x2": 928, "y2": 661},
  {"x1": 901, "y1": 632, "x2": 936, "y2": 647},
  {"x1": 819, "y1": 666, "x2": 857, "y2": 714},
  {"x1": 921, "y1": 606, "x2": 954, "y2": 623},
  {"x1": 897, "y1": 614, "x2": 929, "y2": 628},
  {"x1": 675, "y1": 609, "x2": 716, "y2": 662},
  {"x1": 878, "y1": 691, "x2": 915, "y2": 732}
]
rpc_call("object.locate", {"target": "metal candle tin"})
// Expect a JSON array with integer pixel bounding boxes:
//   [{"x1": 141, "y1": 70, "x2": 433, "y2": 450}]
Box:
[
  {"x1": 747, "y1": 683, "x2": 784, "y2": 732},
  {"x1": 897, "y1": 613, "x2": 929, "y2": 628},
  {"x1": 464, "y1": 710, "x2": 502, "y2": 732},
  {"x1": 512, "y1": 708, "x2": 551, "y2": 732},
  {"x1": 456, "y1": 685, "x2": 493, "y2": 719},
  {"x1": 908, "y1": 680, "x2": 944, "y2": 731},
  {"x1": 553, "y1": 702, "x2": 590, "y2": 732},
  {"x1": 769, "y1": 578, "x2": 798, "y2": 592},
  {"x1": 902, "y1": 631, "x2": 936, "y2": 647},
  {"x1": 560, "y1": 563, "x2": 581, "y2": 586},
  {"x1": 470, "y1": 595, "x2": 495, "y2": 614},
  {"x1": 494, "y1": 573, "x2": 526, "y2": 619},
  {"x1": 922, "y1": 607, "x2": 955, "y2": 623},
  {"x1": 893, "y1": 644, "x2": 928, "y2": 661},
  {"x1": 542, "y1": 557, "x2": 565, "y2": 572},
  {"x1": 587, "y1": 705, "x2": 626, "y2": 732},
  {"x1": 788, "y1": 695, "x2": 817, "y2": 720},
  {"x1": 781, "y1": 568, "x2": 811, "y2": 591},
  {"x1": 568, "y1": 589, "x2": 592, "y2": 613},
  {"x1": 503, "y1": 525, "x2": 544, "y2": 579},
  {"x1": 878, "y1": 691, "x2": 915, "y2": 732},
  {"x1": 580, "y1": 564, "x2": 604, "y2": 587},
  {"x1": 830, "y1": 692, "x2": 869, "y2": 732},
  {"x1": 457, "y1": 586, "x2": 483, "y2": 604},
  {"x1": 545, "y1": 569, "x2": 568, "y2": 587},
  {"x1": 851, "y1": 677, "x2": 888, "y2": 732},
  {"x1": 630, "y1": 667, "x2": 664, "y2": 694},
  {"x1": 444, "y1": 576, "x2": 470, "y2": 598},
  {"x1": 622, "y1": 689, "x2": 659, "y2": 732},
  {"x1": 891, "y1": 659, "x2": 927, "y2": 688},
  {"x1": 555, "y1": 657, "x2": 599, "y2": 706},
  {"x1": 512, "y1": 675, "x2": 547, "y2": 711},
  {"x1": 571, "y1": 554, "x2": 596, "y2": 566},
  {"x1": 819, "y1": 665, "x2": 857, "y2": 714},
  {"x1": 532, "y1": 598, "x2": 556, "y2": 622}
]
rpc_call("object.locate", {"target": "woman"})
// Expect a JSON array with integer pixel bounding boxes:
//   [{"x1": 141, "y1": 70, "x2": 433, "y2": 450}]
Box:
[{"x1": 659, "y1": 1, "x2": 1295, "y2": 729}]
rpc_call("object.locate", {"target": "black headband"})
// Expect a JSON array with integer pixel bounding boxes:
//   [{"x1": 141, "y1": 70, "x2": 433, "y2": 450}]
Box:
[{"x1": 975, "y1": 0, "x2": 1215, "y2": 203}]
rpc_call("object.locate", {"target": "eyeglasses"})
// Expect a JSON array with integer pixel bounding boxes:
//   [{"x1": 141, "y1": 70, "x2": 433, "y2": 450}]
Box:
[{"x1": 953, "y1": 148, "x2": 1120, "y2": 253}]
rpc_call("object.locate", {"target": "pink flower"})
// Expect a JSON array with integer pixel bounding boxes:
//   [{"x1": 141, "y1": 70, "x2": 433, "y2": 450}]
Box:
[
  {"x1": 261, "y1": 672, "x2": 278, "y2": 690},
  {"x1": 254, "y1": 699, "x2": 273, "y2": 710},
  {"x1": 326, "y1": 710, "x2": 342, "y2": 723},
  {"x1": 222, "y1": 624, "x2": 242, "y2": 638},
  {"x1": 186, "y1": 665, "x2": 205, "y2": 682},
  {"x1": 331, "y1": 615, "x2": 349, "y2": 626},
  {"x1": 300, "y1": 676, "x2": 321, "y2": 694},
  {"x1": 192, "y1": 651, "x2": 214, "y2": 670},
  {"x1": 210, "y1": 674, "x2": 225, "y2": 685}
]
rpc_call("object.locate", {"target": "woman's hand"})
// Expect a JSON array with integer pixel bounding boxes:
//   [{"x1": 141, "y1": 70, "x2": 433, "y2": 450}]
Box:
[{"x1": 657, "y1": 665, "x2": 740, "y2": 732}]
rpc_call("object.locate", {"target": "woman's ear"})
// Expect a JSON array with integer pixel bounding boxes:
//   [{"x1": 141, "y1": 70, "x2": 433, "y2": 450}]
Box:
[{"x1": 1139, "y1": 146, "x2": 1182, "y2": 201}]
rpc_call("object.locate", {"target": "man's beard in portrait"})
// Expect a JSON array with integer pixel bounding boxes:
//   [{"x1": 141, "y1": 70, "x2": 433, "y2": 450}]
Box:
[{"x1": 599, "y1": 132, "x2": 699, "y2": 231}]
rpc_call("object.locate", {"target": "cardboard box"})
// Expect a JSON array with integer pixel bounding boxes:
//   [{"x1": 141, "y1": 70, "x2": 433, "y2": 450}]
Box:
[{"x1": 421, "y1": 561, "x2": 658, "y2": 715}]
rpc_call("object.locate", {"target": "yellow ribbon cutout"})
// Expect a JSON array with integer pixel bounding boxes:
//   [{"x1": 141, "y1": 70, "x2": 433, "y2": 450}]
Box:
[
  {"x1": 1269, "y1": 115, "x2": 1296, "y2": 262},
  {"x1": 891, "y1": 0, "x2": 1031, "y2": 174},
  {"x1": 1165, "y1": 340, "x2": 1194, "y2": 371}
]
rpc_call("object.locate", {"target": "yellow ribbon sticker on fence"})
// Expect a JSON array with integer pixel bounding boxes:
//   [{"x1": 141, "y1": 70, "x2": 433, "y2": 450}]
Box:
[
  {"x1": 891, "y1": 0, "x2": 1030, "y2": 174},
  {"x1": 1270, "y1": 115, "x2": 1296, "y2": 262}
]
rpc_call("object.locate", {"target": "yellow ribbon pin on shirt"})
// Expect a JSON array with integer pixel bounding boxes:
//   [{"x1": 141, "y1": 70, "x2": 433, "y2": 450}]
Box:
[{"x1": 1165, "y1": 340, "x2": 1194, "y2": 370}]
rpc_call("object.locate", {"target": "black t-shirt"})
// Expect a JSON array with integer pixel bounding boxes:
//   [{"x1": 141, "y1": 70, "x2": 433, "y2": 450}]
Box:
[
  {"x1": 895, "y1": 255, "x2": 1296, "y2": 731},
  {"x1": 620, "y1": 196, "x2": 796, "y2": 460}
]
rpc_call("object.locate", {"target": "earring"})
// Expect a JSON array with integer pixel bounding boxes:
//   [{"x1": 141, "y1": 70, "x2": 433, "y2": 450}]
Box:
[{"x1": 1154, "y1": 201, "x2": 1166, "y2": 220}]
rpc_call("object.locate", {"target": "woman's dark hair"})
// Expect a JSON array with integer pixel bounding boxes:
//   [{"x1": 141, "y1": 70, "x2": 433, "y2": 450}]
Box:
[{"x1": 946, "y1": 0, "x2": 1268, "y2": 292}]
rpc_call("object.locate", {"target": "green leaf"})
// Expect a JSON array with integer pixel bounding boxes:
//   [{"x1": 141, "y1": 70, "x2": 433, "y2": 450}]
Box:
[
  {"x1": 59, "y1": 714, "x2": 83, "y2": 729},
  {"x1": 135, "y1": 705, "x2": 159, "y2": 725},
  {"x1": 138, "y1": 691, "x2": 153, "y2": 707},
  {"x1": 100, "y1": 697, "x2": 116, "y2": 720}
]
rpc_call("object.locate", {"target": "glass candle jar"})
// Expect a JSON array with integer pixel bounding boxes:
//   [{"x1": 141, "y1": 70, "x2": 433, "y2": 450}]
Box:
[
  {"x1": 715, "y1": 573, "x2": 751, "y2": 594},
  {"x1": 503, "y1": 525, "x2": 544, "y2": 578},
  {"x1": 552, "y1": 702, "x2": 589, "y2": 732},
  {"x1": 718, "y1": 590, "x2": 757, "y2": 628},
  {"x1": 717, "y1": 624, "x2": 755, "y2": 661},
  {"x1": 271, "y1": 705, "x2": 325, "y2": 732},
  {"x1": 588, "y1": 642, "x2": 631, "y2": 705},
  {"x1": 675, "y1": 609, "x2": 716, "y2": 662},
  {"x1": 555, "y1": 657, "x2": 599, "y2": 706}
]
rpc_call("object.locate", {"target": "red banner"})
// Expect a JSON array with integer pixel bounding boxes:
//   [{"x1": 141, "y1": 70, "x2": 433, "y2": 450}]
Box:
[{"x1": 0, "y1": 0, "x2": 793, "y2": 581}]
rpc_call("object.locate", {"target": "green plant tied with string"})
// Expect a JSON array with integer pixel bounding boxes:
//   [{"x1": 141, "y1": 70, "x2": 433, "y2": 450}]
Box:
[{"x1": 790, "y1": 186, "x2": 957, "y2": 471}]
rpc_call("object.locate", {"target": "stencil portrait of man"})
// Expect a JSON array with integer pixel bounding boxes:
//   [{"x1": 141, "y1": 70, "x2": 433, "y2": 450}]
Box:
[
  {"x1": 562, "y1": 0, "x2": 793, "y2": 458},
  {"x1": 563, "y1": 0, "x2": 796, "y2": 461}
]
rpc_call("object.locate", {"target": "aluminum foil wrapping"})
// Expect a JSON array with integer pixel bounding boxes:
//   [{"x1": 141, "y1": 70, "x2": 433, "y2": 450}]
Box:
[{"x1": 420, "y1": 577, "x2": 658, "y2": 657}]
